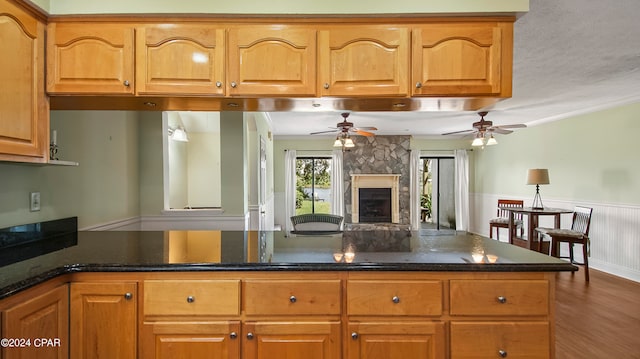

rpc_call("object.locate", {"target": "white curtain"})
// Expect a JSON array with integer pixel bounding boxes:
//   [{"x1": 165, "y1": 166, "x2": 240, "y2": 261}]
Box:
[
  {"x1": 284, "y1": 149, "x2": 297, "y2": 233},
  {"x1": 454, "y1": 149, "x2": 470, "y2": 231},
  {"x1": 410, "y1": 149, "x2": 421, "y2": 230},
  {"x1": 330, "y1": 150, "x2": 344, "y2": 218}
]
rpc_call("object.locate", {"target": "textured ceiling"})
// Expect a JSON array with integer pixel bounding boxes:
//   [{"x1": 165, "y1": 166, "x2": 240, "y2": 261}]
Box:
[{"x1": 270, "y1": 0, "x2": 640, "y2": 138}]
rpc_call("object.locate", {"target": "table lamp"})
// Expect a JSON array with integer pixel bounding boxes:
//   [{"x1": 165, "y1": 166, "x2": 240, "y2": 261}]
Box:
[{"x1": 526, "y1": 169, "x2": 550, "y2": 210}]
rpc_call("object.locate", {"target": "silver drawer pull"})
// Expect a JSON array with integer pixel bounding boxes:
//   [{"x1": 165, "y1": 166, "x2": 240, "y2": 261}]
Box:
[
  {"x1": 351, "y1": 332, "x2": 358, "y2": 340},
  {"x1": 187, "y1": 296, "x2": 195, "y2": 303},
  {"x1": 246, "y1": 332, "x2": 254, "y2": 340},
  {"x1": 289, "y1": 295, "x2": 297, "y2": 303},
  {"x1": 229, "y1": 332, "x2": 237, "y2": 339},
  {"x1": 499, "y1": 349, "x2": 508, "y2": 357},
  {"x1": 392, "y1": 296, "x2": 400, "y2": 304},
  {"x1": 497, "y1": 296, "x2": 507, "y2": 304},
  {"x1": 124, "y1": 292, "x2": 133, "y2": 300}
]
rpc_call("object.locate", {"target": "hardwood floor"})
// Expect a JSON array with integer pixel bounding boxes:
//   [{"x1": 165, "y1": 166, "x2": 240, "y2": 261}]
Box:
[{"x1": 555, "y1": 269, "x2": 640, "y2": 358}]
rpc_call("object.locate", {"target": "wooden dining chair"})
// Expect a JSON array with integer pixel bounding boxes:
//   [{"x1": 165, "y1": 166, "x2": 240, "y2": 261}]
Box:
[
  {"x1": 489, "y1": 199, "x2": 524, "y2": 241},
  {"x1": 536, "y1": 206, "x2": 593, "y2": 281}
]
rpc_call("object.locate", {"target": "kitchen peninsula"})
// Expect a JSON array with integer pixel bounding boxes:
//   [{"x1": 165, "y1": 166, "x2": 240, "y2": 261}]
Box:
[{"x1": 0, "y1": 218, "x2": 574, "y2": 359}]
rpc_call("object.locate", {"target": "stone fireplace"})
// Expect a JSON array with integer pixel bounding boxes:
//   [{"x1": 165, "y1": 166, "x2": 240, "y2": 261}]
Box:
[
  {"x1": 343, "y1": 135, "x2": 411, "y2": 226},
  {"x1": 351, "y1": 174, "x2": 400, "y2": 223}
]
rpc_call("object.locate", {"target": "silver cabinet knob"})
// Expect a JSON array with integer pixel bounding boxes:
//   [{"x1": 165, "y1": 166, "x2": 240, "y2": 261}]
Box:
[
  {"x1": 323, "y1": 83, "x2": 330, "y2": 89},
  {"x1": 187, "y1": 296, "x2": 195, "y2": 303},
  {"x1": 351, "y1": 332, "x2": 358, "y2": 340},
  {"x1": 123, "y1": 80, "x2": 130, "y2": 87},
  {"x1": 498, "y1": 349, "x2": 508, "y2": 357},
  {"x1": 497, "y1": 296, "x2": 507, "y2": 304},
  {"x1": 216, "y1": 81, "x2": 222, "y2": 88},
  {"x1": 415, "y1": 81, "x2": 422, "y2": 89},
  {"x1": 229, "y1": 332, "x2": 237, "y2": 339},
  {"x1": 246, "y1": 332, "x2": 254, "y2": 340},
  {"x1": 392, "y1": 296, "x2": 400, "y2": 304},
  {"x1": 231, "y1": 81, "x2": 237, "y2": 88},
  {"x1": 289, "y1": 295, "x2": 297, "y2": 303},
  {"x1": 124, "y1": 292, "x2": 133, "y2": 300}
]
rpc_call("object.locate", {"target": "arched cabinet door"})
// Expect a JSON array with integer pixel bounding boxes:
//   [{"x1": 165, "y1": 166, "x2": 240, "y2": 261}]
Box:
[
  {"x1": 47, "y1": 23, "x2": 135, "y2": 95},
  {"x1": 0, "y1": 0, "x2": 48, "y2": 163},
  {"x1": 319, "y1": 26, "x2": 410, "y2": 97},
  {"x1": 412, "y1": 21, "x2": 513, "y2": 97},
  {"x1": 227, "y1": 25, "x2": 317, "y2": 96},
  {"x1": 136, "y1": 24, "x2": 225, "y2": 96}
]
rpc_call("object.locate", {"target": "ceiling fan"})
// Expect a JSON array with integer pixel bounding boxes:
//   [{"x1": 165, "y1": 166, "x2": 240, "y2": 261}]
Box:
[
  {"x1": 442, "y1": 111, "x2": 526, "y2": 146},
  {"x1": 310, "y1": 112, "x2": 378, "y2": 137}
]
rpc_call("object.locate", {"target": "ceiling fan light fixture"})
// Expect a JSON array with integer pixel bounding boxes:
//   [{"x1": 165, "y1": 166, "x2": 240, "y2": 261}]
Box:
[
  {"x1": 344, "y1": 137, "x2": 355, "y2": 148},
  {"x1": 486, "y1": 135, "x2": 498, "y2": 146},
  {"x1": 333, "y1": 137, "x2": 343, "y2": 147},
  {"x1": 471, "y1": 134, "x2": 485, "y2": 147}
]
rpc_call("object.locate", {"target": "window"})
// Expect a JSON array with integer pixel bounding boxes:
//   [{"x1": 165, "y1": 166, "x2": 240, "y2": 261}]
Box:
[{"x1": 296, "y1": 157, "x2": 332, "y2": 214}]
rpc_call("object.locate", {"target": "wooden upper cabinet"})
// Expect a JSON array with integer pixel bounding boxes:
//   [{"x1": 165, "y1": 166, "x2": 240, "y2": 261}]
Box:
[
  {"x1": 319, "y1": 26, "x2": 410, "y2": 97},
  {"x1": 412, "y1": 22, "x2": 513, "y2": 97},
  {"x1": 47, "y1": 23, "x2": 135, "y2": 94},
  {"x1": 136, "y1": 24, "x2": 225, "y2": 95},
  {"x1": 0, "y1": 0, "x2": 48, "y2": 163},
  {"x1": 227, "y1": 25, "x2": 317, "y2": 96}
]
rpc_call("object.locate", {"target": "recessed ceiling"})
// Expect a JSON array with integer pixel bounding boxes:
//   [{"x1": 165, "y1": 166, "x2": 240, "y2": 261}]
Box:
[{"x1": 269, "y1": 0, "x2": 640, "y2": 139}]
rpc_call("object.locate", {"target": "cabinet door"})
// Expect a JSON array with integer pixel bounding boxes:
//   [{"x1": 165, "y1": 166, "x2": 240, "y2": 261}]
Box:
[
  {"x1": 347, "y1": 322, "x2": 445, "y2": 359},
  {"x1": 0, "y1": 0, "x2": 48, "y2": 163},
  {"x1": 227, "y1": 25, "x2": 317, "y2": 96},
  {"x1": 243, "y1": 321, "x2": 340, "y2": 359},
  {"x1": 412, "y1": 22, "x2": 513, "y2": 96},
  {"x1": 319, "y1": 26, "x2": 410, "y2": 96},
  {"x1": 136, "y1": 24, "x2": 225, "y2": 95},
  {"x1": 141, "y1": 321, "x2": 240, "y2": 359},
  {"x1": 47, "y1": 23, "x2": 135, "y2": 94},
  {"x1": 70, "y1": 282, "x2": 137, "y2": 359},
  {"x1": 2, "y1": 284, "x2": 69, "y2": 359}
]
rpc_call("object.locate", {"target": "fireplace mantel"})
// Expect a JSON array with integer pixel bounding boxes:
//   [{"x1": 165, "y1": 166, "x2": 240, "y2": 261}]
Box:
[{"x1": 351, "y1": 174, "x2": 400, "y2": 224}]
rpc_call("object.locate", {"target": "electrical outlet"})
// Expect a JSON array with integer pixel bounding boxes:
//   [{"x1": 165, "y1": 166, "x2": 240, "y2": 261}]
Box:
[{"x1": 30, "y1": 192, "x2": 41, "y2": 212}]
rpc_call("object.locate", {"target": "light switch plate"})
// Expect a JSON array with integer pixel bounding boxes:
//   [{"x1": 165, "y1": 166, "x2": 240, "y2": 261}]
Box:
[{"x1": 30, "y1": 192, "x2": 41, "y2": 212}]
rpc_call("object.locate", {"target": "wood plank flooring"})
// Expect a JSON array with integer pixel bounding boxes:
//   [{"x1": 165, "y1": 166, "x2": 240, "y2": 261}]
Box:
[{"x1": 555, "y1": 269, "x2": 640, "y2": 358}]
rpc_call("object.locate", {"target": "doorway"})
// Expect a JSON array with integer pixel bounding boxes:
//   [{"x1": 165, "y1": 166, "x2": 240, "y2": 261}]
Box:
[{"x1": 420, "y1": 157, "x2": 456, "y2": 233}]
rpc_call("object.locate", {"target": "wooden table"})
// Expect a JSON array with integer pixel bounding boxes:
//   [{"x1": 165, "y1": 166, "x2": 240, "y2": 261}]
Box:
[{"x1": 500, "y1": 206, "x2": 573, "y2": 252}]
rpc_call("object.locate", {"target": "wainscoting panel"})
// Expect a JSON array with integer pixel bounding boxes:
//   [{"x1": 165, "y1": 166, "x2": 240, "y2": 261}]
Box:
[{"x1": 471, "y1": 193, "x2": 640, "y2": 282}]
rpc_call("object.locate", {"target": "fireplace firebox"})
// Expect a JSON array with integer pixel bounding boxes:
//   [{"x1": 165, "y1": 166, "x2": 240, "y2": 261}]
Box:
[{"x1": 358, "y1": 188, "x2": 392, "y2": 223}]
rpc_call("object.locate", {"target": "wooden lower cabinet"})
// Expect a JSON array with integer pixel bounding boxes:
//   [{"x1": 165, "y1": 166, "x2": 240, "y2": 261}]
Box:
[
  {"x1": 243, "y1": 321, "x2": 341, "y2": 359},
  {"x1": 450, "y1": 321, "x2": 551, "y2": 359},
  {"x1": 70, "y1": 282, "x2": 137, "y2": 359},
  {"x1": 141, "y1": 321, "x2": 240, "y2": 359},
  {"x1": 2, "y1": 284, "x2": 69, "y2": 359},
  {"x1": 347, "y1": 322, "x2": 445, "y2": 359}
]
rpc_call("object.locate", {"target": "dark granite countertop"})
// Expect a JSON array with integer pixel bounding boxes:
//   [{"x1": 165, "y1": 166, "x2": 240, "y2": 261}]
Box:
[{"x1": 0, "y1": 217, "x2": 576, "y2": 299}]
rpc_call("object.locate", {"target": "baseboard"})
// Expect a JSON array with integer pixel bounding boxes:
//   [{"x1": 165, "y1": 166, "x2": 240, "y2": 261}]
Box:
[{"x1": 81, "y1": 217, "x2": 141, "y2": 231}]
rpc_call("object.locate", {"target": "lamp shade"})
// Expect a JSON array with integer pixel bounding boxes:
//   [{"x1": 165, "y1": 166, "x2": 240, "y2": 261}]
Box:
[{"x1": 526, "y1": 168, "x2": 550, "y2": 185}]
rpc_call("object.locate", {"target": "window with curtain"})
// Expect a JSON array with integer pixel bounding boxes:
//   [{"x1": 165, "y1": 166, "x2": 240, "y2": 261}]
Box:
[{"x1": 296, "y1": 157, "x2": 332, "y2": 214}]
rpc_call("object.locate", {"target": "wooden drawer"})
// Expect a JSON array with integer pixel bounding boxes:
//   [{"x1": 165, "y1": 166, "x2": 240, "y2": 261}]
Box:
[
  {"x1": 347, "y1": 280, "x2": 442, "y2": 316},
  {"x1": 450, "y1": 280, "x2": 549, "y2": 316},
  {"x1": 243, "y1": 280, "x2": 341, "y2": 315},
  {"x1": 450, "y1": 321, "x2": 551, "y2": 359},
  {"x1": 144, "y1": 280, "x2": 240, "y2": 316}
]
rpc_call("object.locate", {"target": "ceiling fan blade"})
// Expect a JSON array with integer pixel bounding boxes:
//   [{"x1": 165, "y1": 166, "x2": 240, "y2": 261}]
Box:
[
  {"x1": 310, "y1": 129, "x2": 338, "y2": 135},
  {"x1": 491, "y1": 128, "x2": 513, "y2": 135},
  {"x1": 353, "y1": 129, "x2": 375, "y2": 137},
  {"x1": 354, "y1": 126, "x2": 378, "y2": 131},
  {"x1": 496, "y1": 124, "x2": 527, "y2": 129},
  {"x1": 442, "y1": 129, "x2": 473, "y2": 136}
]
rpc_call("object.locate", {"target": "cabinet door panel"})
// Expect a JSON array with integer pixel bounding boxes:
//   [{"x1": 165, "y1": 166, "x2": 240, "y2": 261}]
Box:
[
  {"x1": 0, "y1": 0, "x2": 48, "y2": 162},
  {"x1": 227, "y1": 26, "x2": 316, "y2": 96},
  {"x1": 243, "y1": 321, "x2": 340, "y2": 359},
  {"x1": 70, "y1": 282, "x2": 137, "y2": 359},
  {"x1": 142, "y1": 321, "x2": 240, "y2": 359},
  {"x1": 451, "y1": 321, "x2": 550, "y2": 359},
  {"x1": 47, "y1": 23, "x2": 135, "y2": 94},
  {"x1": 137, "y1": 25, "x2": 225, "y2": 95},
  {"x1": 2, "y1": 285, "x2": 69, "y2": 359},
  {"x1": 319, "y1": 26, "x2": 410, "y2": 96},
  {"x1": 412, "y1": 22, "x2": 512, "y2": 96},
  {"x1": 347, "y1": 322, "x2": 445, "y2": 359}
]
